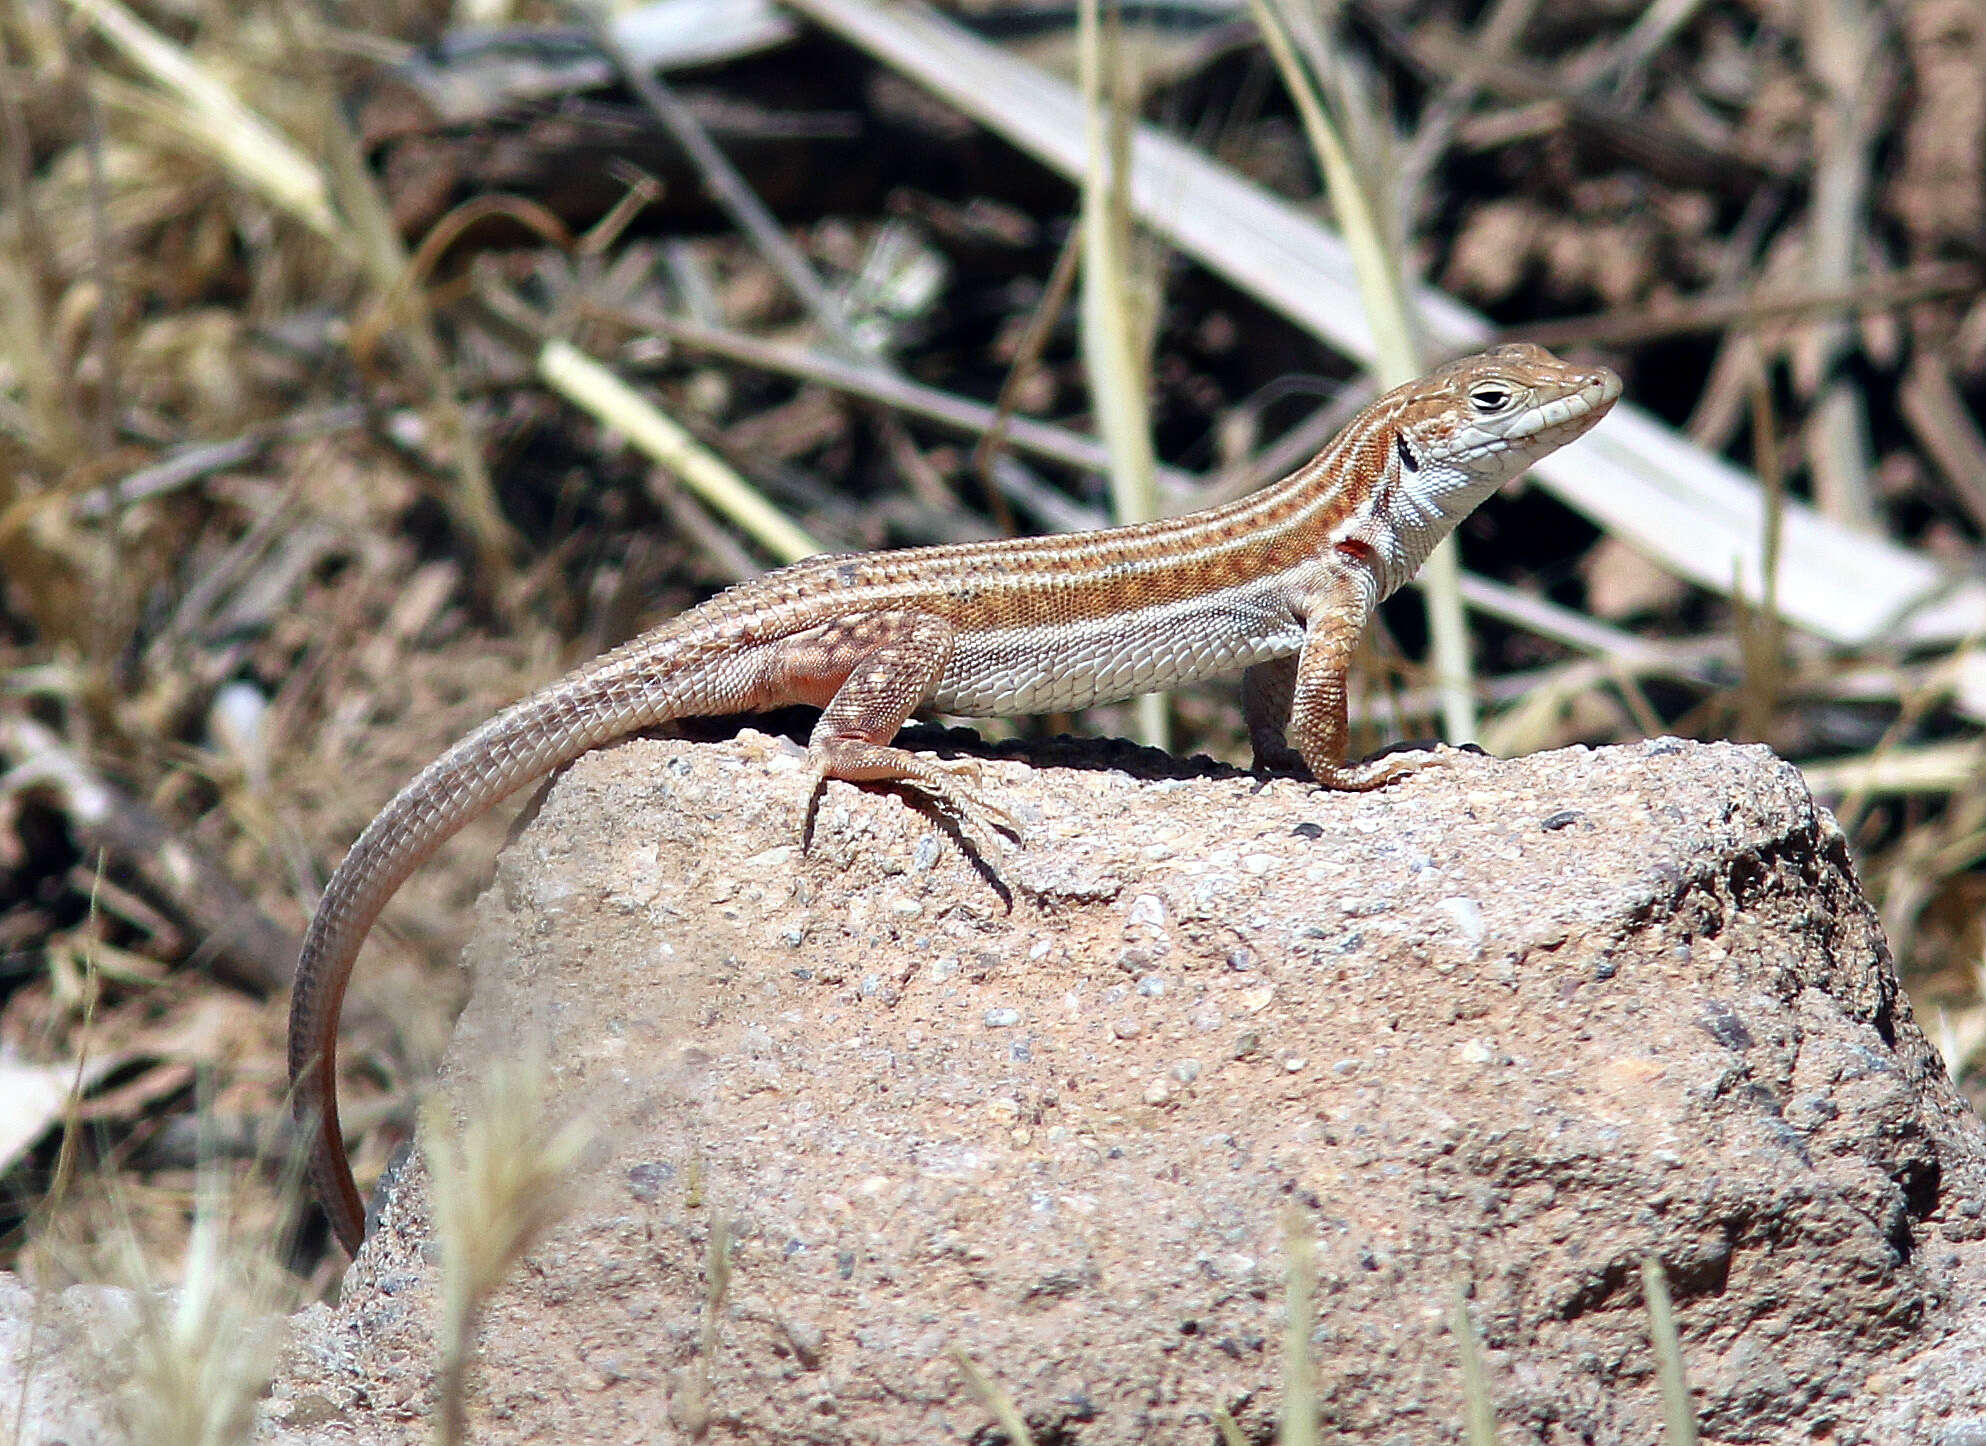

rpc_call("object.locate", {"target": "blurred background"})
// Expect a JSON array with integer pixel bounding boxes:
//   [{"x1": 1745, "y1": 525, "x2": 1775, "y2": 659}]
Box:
[{"x1": 2, "y1": 0, "x2": 1982, "y2": 1284}]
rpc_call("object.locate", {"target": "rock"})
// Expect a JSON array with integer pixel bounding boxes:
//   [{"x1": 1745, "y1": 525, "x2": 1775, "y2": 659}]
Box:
[
  {"x1": 0, "y1": 1272, "x2": 141, "y2": 1441},
  {"x1": 266, "y1": 732, "x2": 1986, "y2": 1443}
]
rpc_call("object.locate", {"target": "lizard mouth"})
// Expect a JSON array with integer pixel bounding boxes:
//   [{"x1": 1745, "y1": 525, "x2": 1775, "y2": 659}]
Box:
[
  {"x1": 1508, "y1": 369, "x2": 1623, "y2": 442},
  {"x1": 1440, "y1": 367, "x2": 1623, "y2": 466}
]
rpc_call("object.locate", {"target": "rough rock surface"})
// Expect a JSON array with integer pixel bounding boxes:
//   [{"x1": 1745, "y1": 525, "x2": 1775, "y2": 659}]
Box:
[
  {"x1": 264, "y1": 732, "x2": 1986, "y2": 1444},
  {"x1": 0, "y1": 1272, "x2": 142, "y2": 1442}
]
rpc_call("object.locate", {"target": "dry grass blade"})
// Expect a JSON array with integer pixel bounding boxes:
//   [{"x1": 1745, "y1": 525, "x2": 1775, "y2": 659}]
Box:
[
  {"x1": 1078, "y1": 0, "x2": 1167, "y2": 751},
  {"x1": 425, "y1": 1056, "x2": 592, "y2": 1446},
  {"x1": 1248, "y1": 0, "x2": 1475, "y2": 747},
  {"x1": 1449, "y1": 1281, "x2": 1498, "y2": 1446},
  {"x1": 59, "y1": 0, "x2": 338, "y2": 241},
  {"x1": 538, "y1": 339, "x2": 821, "y2": 563},
  {"x1": 951, "y1": 1345, "x2": 1036, "y2": 1446},
  {"x1": 1640, "y1": 1259, "x2": 1700, "y2": 1444},
  {"x1": 1277, "y1": 1202, "x2": 1317, "y2": 1446},
  {"x1": 673, "y1": 1214, "x2": 735, "y2": 1438},
  {"x1": 114, "y1": 1167, "x2": 295, "y2": 1446},
  {"x1": 1799, "y1": 741, "x2": 1986, "y2": 796}
]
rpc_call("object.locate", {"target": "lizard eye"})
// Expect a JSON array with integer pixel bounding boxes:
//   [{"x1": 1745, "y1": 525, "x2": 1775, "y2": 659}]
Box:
[{"x1": 1469, "y1": 383, "x2": 1515, "y2": 413}]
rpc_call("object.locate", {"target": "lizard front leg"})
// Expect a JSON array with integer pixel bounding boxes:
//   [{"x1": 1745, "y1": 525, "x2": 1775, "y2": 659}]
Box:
[
  {"x1": 760, "y1": 611, "x2": 1018, "y2": 840},
  {"x1": 1285, "y1": 567, "x2": 1459, "y2": 791}
]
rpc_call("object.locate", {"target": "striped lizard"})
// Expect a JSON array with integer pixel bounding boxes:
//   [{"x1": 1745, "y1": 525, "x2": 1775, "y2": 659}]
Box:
[{"x1": 291, "y1": 342, "x2": 1621, "y2": 1253}]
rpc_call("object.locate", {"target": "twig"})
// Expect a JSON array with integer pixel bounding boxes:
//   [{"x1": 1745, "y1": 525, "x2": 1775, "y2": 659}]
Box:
[
  {"x1": 610, "y1": 305, "x2": 1201, "y2": 495},
  {"x1": 73, "y1": 405, "x2": 367, "y2": 520},
  {"x1": 972, "y1": 220, "x2": 1084, "y2": 532},
  {"x1": 1900, "y1": 351, "x2": 1986, "y2": 534},
  {"x1": 575, "y1": 0, "x2": 853, "y2": 350},
  {"x1": 1451, "y1": 572, "x2": 1685, "y2": 673},
  {"x1": 1565, "y1": 0, "x2": 1707, "y2": 89},
  {"x1": 1502, "y1": 264, "x2": 1980, "y2": 351},
  {"x1": 0, "y1": 712, "x2": 299, "y2": 991}
]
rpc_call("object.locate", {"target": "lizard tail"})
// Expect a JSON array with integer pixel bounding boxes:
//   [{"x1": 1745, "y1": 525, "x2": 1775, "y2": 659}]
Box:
[{"x1": 289, "y1": 632, "x2": 712, "y2": 1254}]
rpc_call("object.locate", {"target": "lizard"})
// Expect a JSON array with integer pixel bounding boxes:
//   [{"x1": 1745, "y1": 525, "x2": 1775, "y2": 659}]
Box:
[{"x1": 289, "y1": 342, "x2": 1622, "y2": 1254}]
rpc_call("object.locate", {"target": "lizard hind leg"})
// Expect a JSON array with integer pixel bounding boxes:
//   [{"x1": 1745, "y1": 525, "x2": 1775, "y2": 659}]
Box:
[{"x1": 781, "y1": 611, "x2": 1019, "y2": 846}]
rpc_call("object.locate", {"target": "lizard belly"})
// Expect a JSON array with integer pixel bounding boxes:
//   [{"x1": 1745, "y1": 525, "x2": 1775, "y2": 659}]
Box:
[{"x1": 930, "y1": 581, "x2": 1303, "y2": 716}]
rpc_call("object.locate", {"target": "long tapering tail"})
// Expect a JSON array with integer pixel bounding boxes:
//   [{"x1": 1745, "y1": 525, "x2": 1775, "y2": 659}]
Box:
[{"x1": 288, "y1": 630, "x2": 713, "y2": 1253}]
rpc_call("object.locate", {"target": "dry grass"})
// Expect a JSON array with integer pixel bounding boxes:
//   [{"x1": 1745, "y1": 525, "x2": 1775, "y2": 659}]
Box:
[
  {"x1": 0, "y1": 4, "x2": 1982, "y2": 1438},
  {"x1": 108, "y1": 1164, "x2": 296, "y2": 1446},
  {"x1": 423, "y1": 1054, "x2": 590, "y2": 1446}
]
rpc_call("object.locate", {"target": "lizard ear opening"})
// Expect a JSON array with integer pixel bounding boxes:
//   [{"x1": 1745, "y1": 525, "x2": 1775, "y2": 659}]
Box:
[{"x1": 1395, "y1": 431, "x2": 1421, "y2": 473}]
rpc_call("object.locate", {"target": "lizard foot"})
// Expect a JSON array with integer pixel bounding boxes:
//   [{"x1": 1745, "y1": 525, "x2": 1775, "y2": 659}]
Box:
[{"x1": 1309, "y1": 743, "x2": 1475, "y2": 793}]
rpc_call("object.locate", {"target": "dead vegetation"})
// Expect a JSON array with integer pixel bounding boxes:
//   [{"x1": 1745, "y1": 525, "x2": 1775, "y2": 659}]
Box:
[{"x1": 2, "y1": 0, "x2": 1985, "y2": 1302}]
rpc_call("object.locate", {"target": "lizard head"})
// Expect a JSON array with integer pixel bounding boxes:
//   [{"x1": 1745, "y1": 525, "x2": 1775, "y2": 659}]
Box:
[
  {"x1": 1397, "y1": 342, "x2": 1621, "y2": 482},
  {"x1": 1346, "y1": 343, "x2": 1621, "y2": 591}
]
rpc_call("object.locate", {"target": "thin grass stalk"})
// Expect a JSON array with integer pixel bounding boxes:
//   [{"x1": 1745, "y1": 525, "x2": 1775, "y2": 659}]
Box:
[
  {"x1": 302, "y1": 19, "x2": 511, "y2": 584},
  {"x1": 1249, "y1": 0, "x2": 1478, "y2": 747},
  {"x1": 8, "y1": 876, "x2": 103, "y2": 1446},
  {"x1": 538, "y1": 340, "x2": 821, "y2": 563},
  {"x1": 1277, "y1": 1203, "x2": 1317, "y2": 1446},
  {"x1": 1640, "y1": 1259, "x2": 1699, "y2": 1444},
  {"x1": 952, "y1": 1346, "x2": 1036, "y2": 1446},
  {"x1": 426, "y1": 1058, "x2": 591, "y2": 1446},
  {"x1": 1734, "y1": 361, "x2": 1786, "y2": 741},
  {"x1": 1078, "y1": 0, "x2": 1168, "y2": 751},
  {"x1": 671, "y1": 1214, "x2": 735, "y2": 1437},
  {"x1": 57, "y1": 0, "x2": 339, "y2": 240},
  {"x1": 1450, "y1": 1280, "x2": 1497, "y2": 1446},
  {"x1": 118, "y1": 1138, "x2": 294, "y2": 1446},
  {"x1": 973, "y1": 219, "x2": 1085, "y2": 532}
]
